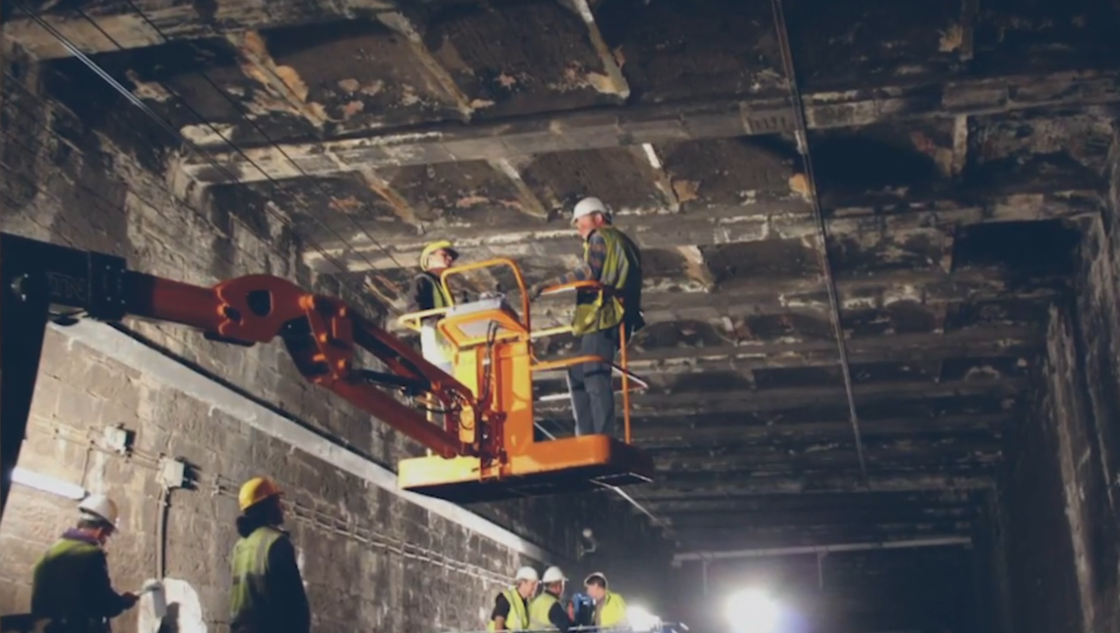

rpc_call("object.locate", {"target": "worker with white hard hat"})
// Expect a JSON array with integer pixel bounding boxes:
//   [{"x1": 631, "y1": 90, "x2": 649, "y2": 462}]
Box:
[
  {"x1": 229, "y1": 477, "x2": 310, "y2": 633},
  {"x1": 528, "y1": 197, "x2": 645, "y2": 437},
  {"x1": 30, "y1": 493, "x2": 139, "y2": 632},
  {"x1": 488, "y1": 565, "x2": 539, "y2": 631},
  {"x1": 584, "y1": 572, "x2": 629, "y2": 629},
  {"x1": 409, "y1": 240, "x2": 462, "y2": 376},
  {"x1": 530, "y1": 566, "x2": 574, "y2": 632}
]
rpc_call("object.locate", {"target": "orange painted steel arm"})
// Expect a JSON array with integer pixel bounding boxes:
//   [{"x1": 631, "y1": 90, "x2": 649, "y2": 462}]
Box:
[{"x1": 120, "y1": 273, "x2": 480, "y2": 459}]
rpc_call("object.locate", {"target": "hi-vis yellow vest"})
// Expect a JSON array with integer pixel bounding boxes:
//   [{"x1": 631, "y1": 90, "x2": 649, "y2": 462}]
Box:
[
  {"x1": 488, "y1": 588, "x2": 529, "y2": 632},
  {"x1": 572, "y1": 227, "x2": 642, "y2": 337},
  {"x1": 529, "y1": 592, "x2": 559, "y2": 630},
  {"x1": 417, "y1": 271, "x2": 453, "y2": 310},
  {"x1": 598, "y1": 591, "x2": 628, "y2": 628}
]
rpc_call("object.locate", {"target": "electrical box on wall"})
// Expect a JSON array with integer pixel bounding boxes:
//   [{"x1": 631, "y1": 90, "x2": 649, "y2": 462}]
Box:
[
  {"x1": 157, "y1": 457, "x2": 186, "y2": 489},
  {"x1": 100, "y1": 425, "x2": 133, "y2": 454}
]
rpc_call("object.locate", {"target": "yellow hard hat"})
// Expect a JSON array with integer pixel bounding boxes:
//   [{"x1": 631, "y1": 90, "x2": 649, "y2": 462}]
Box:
[
  {"x1": 238, "y1": 476, "x2": 283, "y2": 512},
  {"x1": 419, "y1": 240, "x2": 459, "y2": 269}
]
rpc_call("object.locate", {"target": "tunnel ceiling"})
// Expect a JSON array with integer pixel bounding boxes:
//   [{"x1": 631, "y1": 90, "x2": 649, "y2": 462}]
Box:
[{"x1": 9, "y1": 0, "x2": 1120, "y2": 554}]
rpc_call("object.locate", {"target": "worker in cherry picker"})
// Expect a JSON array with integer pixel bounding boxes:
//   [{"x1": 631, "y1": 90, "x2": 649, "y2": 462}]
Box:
[
  {"x1": 584, "y1": 572, "x2": 629, "y2": 629},
  {"x1": 409, "y1": 240, "x2": 460, "y2": 376},
  {"x1": 229, "y1": 477, "x2": 310, "y2": 633},
  {"x1": 530, "y1": 566, "x2": 575, "y2": 632},
  {"x1": 488, "y1": 566, "x2": 539, "y2": 631},
  {"x1": 30, "y1": 494, "x2": 139, "y2": 633},
  {"x1": 529, "y1": 197, "x2": 644, "y2": 437}
]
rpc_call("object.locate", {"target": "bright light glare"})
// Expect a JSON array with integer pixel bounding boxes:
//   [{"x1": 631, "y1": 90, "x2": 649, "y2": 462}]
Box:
[
  {"x1": 724, "y1": 589, "x2": 780, "y2": 633},
  {"x1": 626, "y1": 605, "x2": 661, "y2": 632},
  {"x1": 10, "y1": 467, "x2": 86, "y2": 500}
]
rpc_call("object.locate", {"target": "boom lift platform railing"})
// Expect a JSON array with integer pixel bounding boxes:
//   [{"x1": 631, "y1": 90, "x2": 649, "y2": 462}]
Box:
[
  {"x1": 395, "y1": 258, "x2": 652, "y2": 502},
  {"x1": 0, "y1": 235, "x2": 653, "y2": 519}
]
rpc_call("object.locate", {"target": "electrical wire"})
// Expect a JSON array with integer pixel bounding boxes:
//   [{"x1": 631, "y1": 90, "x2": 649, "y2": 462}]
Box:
[
  {"x1": 43, "y1": 426, "x2": 511, "y2": 582},
  {"x1": 111, "y1": 0, "x2": 416, "y2": 283},
  {"x1": 9, "y1": 1, "x2": 404, "y2": 315},
  {"x1": 768, "y1": 0, "x2": 868, "y2": 484}
]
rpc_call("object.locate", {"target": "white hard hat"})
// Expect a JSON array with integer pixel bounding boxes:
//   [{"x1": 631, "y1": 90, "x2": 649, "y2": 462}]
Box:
[
  {"x1": 515, "y1": 566, "x2": 539, "y2": 582},
  {"x1": 78, "y1": 494, "x2": 119, "y2": 528},
  {"x1": 542, "y1": 566, "x2": 567, "y2": 583},
  {"x1": 572, "y1": 197, "x2": 609, "y2": 224}
]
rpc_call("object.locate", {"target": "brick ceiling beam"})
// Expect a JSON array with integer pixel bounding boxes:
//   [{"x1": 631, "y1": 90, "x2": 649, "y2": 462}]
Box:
[
  {"x1": 669, "y1": 522, "x2": 974, "y2": 550},
  {"x1": 558, "y1": 267, "x2": 1065, "y2": 329},
  {"x1": 536, "y1": 376, "x2": 1027, "y2": 417},
  {"x1": 641, "y1": 469, "x2": 994, "y2": 497},
  {"x1": 177, "y1": 69, "x2": 1120, "y2": 184},
  {"x1": 661, "y1": 505, "x2": 974, "y2": 528},
  {"x1": 529, "y1": 327, "x2": 1040, "y2": 383},
  {"x1": 307, "y1": 190, "x2": 1100, "y2": 273},
  {"x1": 650, "y1": 435, "x2": 1003, "y2": 471},
  {"x1": 633, "y1": 413, "x2": 1015, "y2": 446},
  {"x1": 641, "y1": 490, "x2": 978, "y2": 514}
]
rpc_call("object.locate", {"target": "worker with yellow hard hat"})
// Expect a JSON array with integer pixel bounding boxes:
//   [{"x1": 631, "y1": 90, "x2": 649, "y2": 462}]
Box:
[
  {"x1": 229, "y1": 477, "x2": 310, "y2": 633},
  {"x1": 409, "y1": 240, "x2": 461, "y2": 376},
  {"x1": 488, "y1": 566, "x2": 539, "y2": 631},
  {"x1": 30, "y1": 493, "x2": 139, "y2": 632},
  {"x1": 584, "y1": 572, "x2": 629, "y2": 629}
]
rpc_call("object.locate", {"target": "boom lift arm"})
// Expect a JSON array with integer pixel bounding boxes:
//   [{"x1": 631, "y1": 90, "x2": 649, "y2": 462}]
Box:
[
  {"x1": 0, "y1": 232, "x2": 491, "y2": 517},
  {"x1": 1, "y1": 233, "x2": 653, "y2": 518}
]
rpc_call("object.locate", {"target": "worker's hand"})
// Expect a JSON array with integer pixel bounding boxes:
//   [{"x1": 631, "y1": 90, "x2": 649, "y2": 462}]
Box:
[
  {"x1": 121, "y1": 592, "x2": 139, "y2": 608},
  {"x1": 528, "y1": 283, "x2": 546, "y2": 301}
]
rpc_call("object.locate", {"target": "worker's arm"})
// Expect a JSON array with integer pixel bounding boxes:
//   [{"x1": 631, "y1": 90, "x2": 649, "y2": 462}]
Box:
[
  {"x1": 548, "y1": 601, "x2": 574, "y2": 633},
  {"x1": 84, "y1": 549, "x2": 136, "y2": 618},
  {"x1": 267, "y1": 536, "x2": 312, "y2": 633},
  {"x1": 534, "y1": 232, "x2": 608, "y2": 292},
  {"x1": 490, "y1": 593, "x2": 512, "y2": 630}
]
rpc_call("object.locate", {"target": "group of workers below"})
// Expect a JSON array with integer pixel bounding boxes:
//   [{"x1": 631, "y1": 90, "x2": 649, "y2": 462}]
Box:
[
  {"x1": 408, "y1": 195, "x2": 645, "y2": 438},
  {"x1": 489, "y1": 565, "x2": 628, "y2": 633},
  {"x1": 29, "y1": 477, "x2": 310, "y2": 633}
]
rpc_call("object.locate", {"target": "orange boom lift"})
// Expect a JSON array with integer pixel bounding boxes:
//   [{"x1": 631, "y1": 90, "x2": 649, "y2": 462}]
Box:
[{"x1": 0, "y1": 233, "x2": 652, "y2": 518}]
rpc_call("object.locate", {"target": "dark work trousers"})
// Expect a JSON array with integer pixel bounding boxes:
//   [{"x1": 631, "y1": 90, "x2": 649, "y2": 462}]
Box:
[{"x1": 567, "y1": 325, "x2": 621, "y2": 437}]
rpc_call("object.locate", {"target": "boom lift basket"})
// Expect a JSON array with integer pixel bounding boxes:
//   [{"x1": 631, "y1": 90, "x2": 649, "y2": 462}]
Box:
[{"x1": 395, "y1": 258, "x2": 654, "y2": 503}]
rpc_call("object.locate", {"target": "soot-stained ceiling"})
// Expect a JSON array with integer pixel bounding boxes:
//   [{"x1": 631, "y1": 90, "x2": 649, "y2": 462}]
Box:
[{"x1": 8, "y1": 0, "x2": 1120, "y2": 559}]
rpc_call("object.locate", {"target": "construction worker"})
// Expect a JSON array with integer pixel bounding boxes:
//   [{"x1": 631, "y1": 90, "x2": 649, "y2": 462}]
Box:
[
  {"x1": 488, "y1": 566, "x2": 539, "y2": 631},
  {"x1": 530, "y1": 566, "x2": 574, "y2": 632},
  {"x1": 30, "y1": 494, "x2": 138, "y2": 632},
  {"x1": 409, "y1": 240, "x2": 460, "y2": 376},
  {"x1": 584, "y1": 572, "x2": 628, "y2": 629},
  {"x1": 229, "y1": 477, "x2": 310, "y2": 633},
  {"x1": 529, "y1": 197, "x2": 644, "y2": 437}
]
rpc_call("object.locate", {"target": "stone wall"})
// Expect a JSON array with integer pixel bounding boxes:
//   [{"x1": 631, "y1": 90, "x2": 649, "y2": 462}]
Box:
[
  {"x1": 0, "y1": 43, "x2": 670, "y2": 633},
  {"x1": 993, "y1": 122, "x2": 1120, "y2": 633}
]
